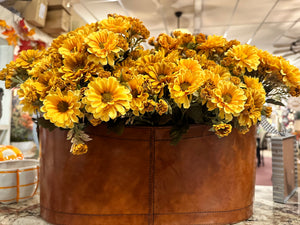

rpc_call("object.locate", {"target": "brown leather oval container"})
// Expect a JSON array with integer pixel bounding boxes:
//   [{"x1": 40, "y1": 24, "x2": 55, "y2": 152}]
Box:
[{"x1": 39, "y1": 124, "x2": 256, "y2": 225}]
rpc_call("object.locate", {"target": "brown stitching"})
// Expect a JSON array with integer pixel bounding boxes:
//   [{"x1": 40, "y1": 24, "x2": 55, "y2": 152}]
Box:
[
  {"x1": 148, "y1": 127, "x2": 155, "y2": 225},
  {"x1": 154, "y1": 203, "x2": 253, "y2": 215},
  {"x1": 40, "y1": 205, "x2": 149, "y2": 217},
  {"x1": 39, "y1": 202, "x2": 253, "y2": 218}
]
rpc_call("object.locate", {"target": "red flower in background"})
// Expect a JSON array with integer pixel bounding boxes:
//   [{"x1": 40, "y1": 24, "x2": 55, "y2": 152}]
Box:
[
  {"x1": 19, "y1": 39, "x2": 32, "y2": 51},
  {"x1": 18, "y1": 19, "x2": 35, "y2": 37},
  {"x1": 0, "y1": 19, "x2": 46, "y2": 53}
]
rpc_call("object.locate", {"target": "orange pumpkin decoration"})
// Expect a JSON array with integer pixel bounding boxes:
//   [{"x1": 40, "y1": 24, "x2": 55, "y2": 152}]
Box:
[{"x1": 0, "y1": 145, "x2": 24, "y2": 161}]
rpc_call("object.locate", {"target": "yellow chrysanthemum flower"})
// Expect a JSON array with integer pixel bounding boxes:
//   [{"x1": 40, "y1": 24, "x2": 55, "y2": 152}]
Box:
[
  {"x1": 243, "y1": 76, "x2": 266, "y2": 95},
  {"x1": 85, "y1": 29, "x2": 122, "y2": 66},
  {"x1": 257, "y1": 50, "x2": 281, "y2": 72},
  {"x1": 18, "y1": 78, "x2": 44, "y2": 114},
  {"x1": 156, "y1": 33, "x2": 179, "y2": 52},
  {"x1": 199, "y1": 70, "x2": 221, "y2": 106},
  {"x1": 113, "y1": 66, "x2": 135, "y2": 81},
  {"x1": 213, "y1": 123, "x2": 232, "y2": 137},
  {"x1": 196, "y1": 54, "x2": 217, "y2": 69},
  {"x1": 279, "y1": 59, "x2": 300, "y2": 87},
  {"x1": 225, "y1": 44, "x2": 260, "y2": 73},
  {"x1": 210, "y1": 81, "x2": 247, "y2": 121},
  {"x1": 197, "y1": 35, "x2": 227, "y2": 55},
  {"x1": 60, "y1": 53, "x2": 93, "y2": 83},
  {"x1": 29, "y1": 54, "x2": 62, "y2": 78},
  {"x1": 49, "y1": 33, "x2": 69, "y2": 51},
  {"x1": 136, "y1": 50, "x2": 163, "y2": 66},
  {"x1": 195, "y1": 33, "x2": 206, "y2": 44},
  {"x1": 70, "y1": 143, "x2": 88, "y2": 155},
  {"x1": 129, "y1": 48, "x2": 149, "y2": 61},
  {"x1": 208, "y1": 64, "x2": 231, "y2": 80},
  {"x1": 126, "y1": 16, "x2": 150, "y2": 39},
  {"x1": 289, "y1": 86, "x2": 300, "y2": 97},
  {"x1": 155, "y1": 99, "x2": 169, "y2": 115},
  {"x1": 263, "y1": 106, "x2": 272, "y2": 118},
  {"x1": 169, "y1": 69, "x2": 203, "y2": 108},
  {"x1": 128, "y1": 75, "x2": 149, "y2": 116},
  {"x1": 15, "y1": 49, "x2": 44, "y2": 70},
  {"x1": 173, "y1": 31, "x2": 195, "y2": 46},
  {"x1": 87, "y1": 117, "x2": 102, "y2": 126},
  {"x1": 230, "y1": 76, "x2": 242, "y2": 86},
  {"x1": 116, "y1": 36, "x2": 129, "y2": 51},
  {"x1": 35, "y1": 70, "x2": 62, "y2": 100},
  {"x1": 177, "y1": 59, "x2": 202, "y2": 75},
  {"x1": 141, "y1": 99, "x2": 157, "y2": 113},
  {"x1": 58, "y1": 35, "x2": 85, "y2": 58},
  {"x1": 43, "y1": 69, "x2": 77, "y2": 95},
  {"x1": 83, "y1": 77, "x2": 132, "y2": 122},
  {"x1": 98, "y1": 16, "x2": 131, "y2": 34},
  {"x1": 72, "y1": 23, "x2": 97, "y2": 38},
  {"x1": 238, "y1": 89, "x2": 265, "y2": 128},
  {"x1": 41, "y1": 89, "x2": 83, "y2": 128},
  {"x1": 163, "y1": 50, "x2": 180, "y2": 63},
  {"x1": 135, "y1": 50, "x2": 164, "y2": 73},
  {"x1": 146, "y1": 61, "x2": 176, "y2": 96},
  {"x1": 0, "y1": 61, "x2": 16, "y2": 88},
  {"x1": 184, "y1": 49, "x2": 197, "y2": 58}
]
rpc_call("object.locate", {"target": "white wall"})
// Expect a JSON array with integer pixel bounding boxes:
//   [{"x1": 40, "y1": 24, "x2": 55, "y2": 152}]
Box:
[{"x1": 0, "y1": 45, "x2": 13, "y2": 145}]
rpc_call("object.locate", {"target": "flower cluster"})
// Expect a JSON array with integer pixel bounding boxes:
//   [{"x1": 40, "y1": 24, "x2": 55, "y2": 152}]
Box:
[{"x1": 1, "y1": 14, "x2": 300, "y2": 154}]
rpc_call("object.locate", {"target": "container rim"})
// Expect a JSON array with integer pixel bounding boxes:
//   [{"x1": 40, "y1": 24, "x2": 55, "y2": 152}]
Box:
[{"x1": 0, "y1": 159, "x2": 39, "y2": 171}]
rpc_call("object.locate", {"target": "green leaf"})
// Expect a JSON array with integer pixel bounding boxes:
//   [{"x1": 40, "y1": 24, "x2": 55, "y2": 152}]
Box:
[
  {"x1": 187, "y1": 42, "x2": 196, "y2": 49},
  {"x1": 157, "y1": 114, "x2": 172, "y2": 125},
  {"x1": 186, "y1": 104, "x2": 203, "y2": 123},
  {"x1": 36, "y1": 117, "x2": 57, "y2": 131},
  {"x1": 107, "y1": 119, "x2": 125, "y2": 135},
  {"x1": 265, "y1": 99, "x2": 285, "y2": 106},
  {"x1": 169, "y1": 122, "x2": 190, "y2": 145},
  {"x1": 208, "y1": 127, "x2": 214, "y2": 132}
]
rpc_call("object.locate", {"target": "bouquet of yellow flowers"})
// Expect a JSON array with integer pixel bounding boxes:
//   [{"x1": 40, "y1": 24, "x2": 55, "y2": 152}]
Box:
[{"x1": 1, "y1": 14, "x2": 300, "y2": 155}]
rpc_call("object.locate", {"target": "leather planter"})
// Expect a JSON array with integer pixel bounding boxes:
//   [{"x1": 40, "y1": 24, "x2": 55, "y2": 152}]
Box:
[{"x1": 39, "y1": 124, "x2": 256, "y2": 225}]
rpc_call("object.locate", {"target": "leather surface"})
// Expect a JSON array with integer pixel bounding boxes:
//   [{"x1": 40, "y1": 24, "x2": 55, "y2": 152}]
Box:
[{"x1": 39, "y1": 125, "x2": 256, "y2": 225}]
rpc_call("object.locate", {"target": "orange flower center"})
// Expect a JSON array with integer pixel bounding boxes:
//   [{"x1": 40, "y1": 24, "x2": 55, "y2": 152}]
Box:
[
  {"x1": 180, "y1": 82, "x2": 190, "y2": 91},
  {"x1": 158, "y1": 74, "x2": 166, "y2": 81},
  {"x1": 131, "y1": 89, "x2": 139, "y2": 98},
  {"x1": 99, "y1": 42, "x2": 105, "y2": 49},
  {"x1": 57, "y1": 101, "x2": 69, "y2": 112},
  {"x1": 102, "y1": 92, "x2": 113, "y2": 103},
  {"x1": 223, "y1": 93, "x2": 232, "y2": 103}
]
